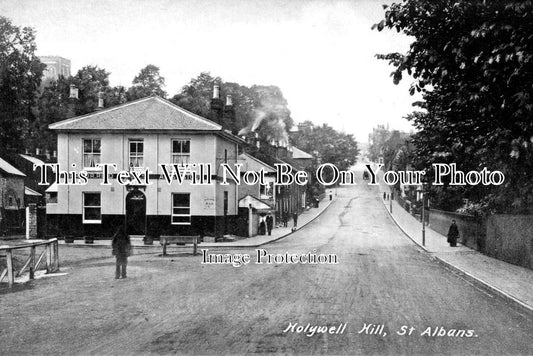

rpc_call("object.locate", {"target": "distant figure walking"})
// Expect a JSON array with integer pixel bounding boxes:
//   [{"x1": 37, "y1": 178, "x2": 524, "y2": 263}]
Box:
[
  {"x1": 266, "y1": 213, "x2": 273, "y2": 236},
  {"x1": 112, "y1": 226, "x2": 132, "y2": 279},
  {"x1": 292, "y1": 212, "x2": 298, "y2": 228},
  {"x1": 447, "y1": 220, "x2": 459, "y2": 247}
]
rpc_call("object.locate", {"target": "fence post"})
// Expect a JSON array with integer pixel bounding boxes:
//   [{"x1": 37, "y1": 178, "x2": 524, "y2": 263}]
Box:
[
  {"x1": 46, "y1": 243, "x2": 52, "y2": 273},
  {"x1": 29, "y1": 245, "x2": 36, "y2": 279},
  {"x1": 193, "y1": 236, "x2": 198, "y2": 255},
  {"x1": 26, "y1": 203, "x2": 38, "y2": 239},
  {"x1": 6, "y1": 249, "x2": 14, "y2": 287},
  {"x1": 53, "y1": 240, "x2": 59, "y2": 272}
]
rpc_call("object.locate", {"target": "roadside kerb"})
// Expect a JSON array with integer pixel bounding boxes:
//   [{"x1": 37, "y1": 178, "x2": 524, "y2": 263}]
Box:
[{"x1": 256, "y1": 199, "x2": 335, "y2": 247}]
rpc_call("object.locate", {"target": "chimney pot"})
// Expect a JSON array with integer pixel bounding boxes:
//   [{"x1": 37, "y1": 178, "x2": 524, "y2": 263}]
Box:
[
  {"x1": 97, "y1": 91, "x2": 104, "y2": 109},
  {"x1": 69, "y1": 84, "x2": 79, "y2": 99},
  {"x1": 213, "y1": 84, "x2": 220, "y2": 99},
  {"x1": 226, "y1": 94, "x2": 233, "y2": 106}
]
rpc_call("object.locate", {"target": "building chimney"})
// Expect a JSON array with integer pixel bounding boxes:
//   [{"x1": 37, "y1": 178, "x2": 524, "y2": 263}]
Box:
[
  {"x1": 67, "y1": 84, "x2": 78, "y2": 118},
  {"x1": 69, "y1": 84, "x2": 79, "y2": 99},
  {"x1": 222, "y1": 94, "x2": 235, "y2": 132},
  {"x1": 209, "y1": 83, "x2": 223, "y2": 124},
  {"x1": 97, "y1": 91, "x2": 104, "y2": 110}
]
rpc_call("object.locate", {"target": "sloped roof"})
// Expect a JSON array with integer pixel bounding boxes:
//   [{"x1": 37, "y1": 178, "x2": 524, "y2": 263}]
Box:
[
  {"x1": 25, "y1": 186, "x2": 42, "y2": 196},
  {"x1": 0, "y1": 157, "x2": 25, "y2": 177},
  {"x1": 20, "y1": 154, "x2": 45, "y2": 166},
  {"x1": 49, "y1": 95, "x2": 222, "y2": 131},
  {"x1": 238, "y1": 195, "x2": 273, "y2": 210},
  {"x1": 292, "y1": 146, "x2": 313, "y2": 159},
  {"x1": 238, "y1": 153, "x2": 276, "y2": 173},
  {"x1": 45, "y1": 182, "x2": 58, "y2": 193}
]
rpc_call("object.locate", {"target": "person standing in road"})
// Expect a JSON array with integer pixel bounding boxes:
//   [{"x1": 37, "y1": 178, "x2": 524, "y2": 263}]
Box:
[
  {"x1": 112, "y1": 226, "x2": 132, "y2": 279},
  {"x1": 292, "y1": 212, "x2": 298, "y2": 229},
  {"x1": 266, "y1": 213, "x2": 273, "y2": 236},
  {"x1": 447, "y1": 220, "x2": 459, "y2": 247}
]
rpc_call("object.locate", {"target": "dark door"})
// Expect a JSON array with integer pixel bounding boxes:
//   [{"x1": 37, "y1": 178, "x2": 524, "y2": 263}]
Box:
[{"x1": 126, "y1": 190, "x2": 146, "y2": 235}]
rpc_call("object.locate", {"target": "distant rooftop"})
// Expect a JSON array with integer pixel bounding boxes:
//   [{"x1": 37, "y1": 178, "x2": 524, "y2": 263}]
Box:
[{"x1": 292, "y1": 146, "x2": 313, "y2": 159}]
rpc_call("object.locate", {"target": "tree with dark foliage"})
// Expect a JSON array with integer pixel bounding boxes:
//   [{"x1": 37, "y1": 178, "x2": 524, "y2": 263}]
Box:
[
  {"x1": 170, "y1": 72, "x2": 293, "y2": 139},
  {"x1": 375, "y1": 1, "x2": 533, "y2": 213},
  {"x1": 0, "y1": 16, "x2": 45, "y2": 154},
  {"x1": 127, "y1": 64, "x2": 167, "y2": 100}
]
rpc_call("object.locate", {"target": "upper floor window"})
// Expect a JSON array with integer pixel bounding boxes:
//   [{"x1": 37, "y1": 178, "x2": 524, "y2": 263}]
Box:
[
  {"x1": 129, "y1": 139, "x2": 144, "y2": 168},
  {"x1": 83, "y1": 139, "x2": 101, "y2": 168},
  {"x1": 172, "y1": 139, "x2": 190, "y2": 165}
]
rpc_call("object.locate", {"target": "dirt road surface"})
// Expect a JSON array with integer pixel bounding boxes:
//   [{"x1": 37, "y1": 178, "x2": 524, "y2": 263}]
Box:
[{"x1": 1, "y1": 179, "x2": 532, "y2": 355}]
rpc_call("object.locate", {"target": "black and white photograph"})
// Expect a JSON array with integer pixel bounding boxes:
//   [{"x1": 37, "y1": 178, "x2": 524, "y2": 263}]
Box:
[{"x1": 0, "y1": 0, "x2": 532, "y2": 355}]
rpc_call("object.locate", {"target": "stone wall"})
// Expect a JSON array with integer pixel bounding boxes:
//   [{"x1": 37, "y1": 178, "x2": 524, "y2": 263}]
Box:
[
  {"x1": 485, "y1": 215, "x2": 533, "y2": 270},
  {"x1": 428, "y1": 209, "x2": 484, "y2": 250}
]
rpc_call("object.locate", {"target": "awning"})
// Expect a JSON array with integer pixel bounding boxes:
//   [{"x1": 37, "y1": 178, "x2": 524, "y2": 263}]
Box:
[
  {"x1": 0, "y1": 157, "x2": 25, "y2": 176},
  {"x1": 238, "y1": 195, "x2": 274, "y2": 210},
  {"x1": 25, "y1": 186, "x2": 42, "y2": 196}
]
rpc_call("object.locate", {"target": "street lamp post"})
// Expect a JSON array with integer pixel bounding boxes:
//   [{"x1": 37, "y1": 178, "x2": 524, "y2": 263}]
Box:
[
  {"x1": 389, "y1": 188, "x2": 393, "y2": 214},
  {"x1": 422, "y1": 190, "x2": 426, "y2": 246},
  {"x1": 417, "y1": 184, "x2": 426, "y2": 246}
]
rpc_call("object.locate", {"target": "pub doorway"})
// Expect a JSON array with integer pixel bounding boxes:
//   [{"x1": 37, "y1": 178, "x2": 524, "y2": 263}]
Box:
[{"x1": 125, "y1": 189, "x2": 146, "y2": 235}]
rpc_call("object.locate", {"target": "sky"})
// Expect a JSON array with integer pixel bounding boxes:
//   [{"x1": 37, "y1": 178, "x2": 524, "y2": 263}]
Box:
[{"x1": 1, "y1": 0, "x2": 418, "y2": 143}]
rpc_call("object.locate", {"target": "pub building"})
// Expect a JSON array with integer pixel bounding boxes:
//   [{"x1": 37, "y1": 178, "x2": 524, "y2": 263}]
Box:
[{"x1": 46, "y1": 93, "x2": 243, "y2": 238}]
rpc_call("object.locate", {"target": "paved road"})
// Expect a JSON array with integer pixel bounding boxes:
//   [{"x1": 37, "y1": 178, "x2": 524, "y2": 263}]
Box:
[{"x1": 2, "y1": 172, "x2": 532, "y2": 355}]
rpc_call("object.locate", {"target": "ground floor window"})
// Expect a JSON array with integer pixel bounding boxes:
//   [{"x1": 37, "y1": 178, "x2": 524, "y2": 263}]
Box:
[
  {"x1": 83, "y1": 192, "x2": 101, "y2": 224},
  {"x1": 47, "y1": 192, "x2": 58, "y2": 204},
  {"x1": 172, "y1": 193, "x2": 191, "y2": 225}
]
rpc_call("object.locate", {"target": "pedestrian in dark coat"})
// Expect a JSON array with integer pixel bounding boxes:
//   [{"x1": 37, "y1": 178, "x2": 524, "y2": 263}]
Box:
[
  {"x1": 112, "y1": 226, "x2": 132, "y2": 279},
  {"x1": 258, "y1": 215, "x2": 266, "y2": 235},
  {"x1": 447, "y1": 220, "x2": 459, "y2": 247},
  {"x1": 292, "y1": 212, "x2": 298, "y2": 228},
  {"x1": 282, "y1": 211, "x2": 289, "y2": 227},
  {"x1": 266, "y1": 213, "x2": 273, "y2": 236}
]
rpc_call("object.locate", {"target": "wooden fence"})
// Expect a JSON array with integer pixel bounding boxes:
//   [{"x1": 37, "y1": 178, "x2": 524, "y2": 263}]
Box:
[{"x1": 0, "y1": 238, "x2": 59, "y2": 288}]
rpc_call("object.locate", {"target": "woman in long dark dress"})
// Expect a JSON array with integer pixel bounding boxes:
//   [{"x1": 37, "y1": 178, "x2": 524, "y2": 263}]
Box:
[
  {"x1": 447, "y1": 220, "x2": 459, "y2": 247},
  {"x1": 112, "y1": 226, "x2": 132, "y2": 279}
]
